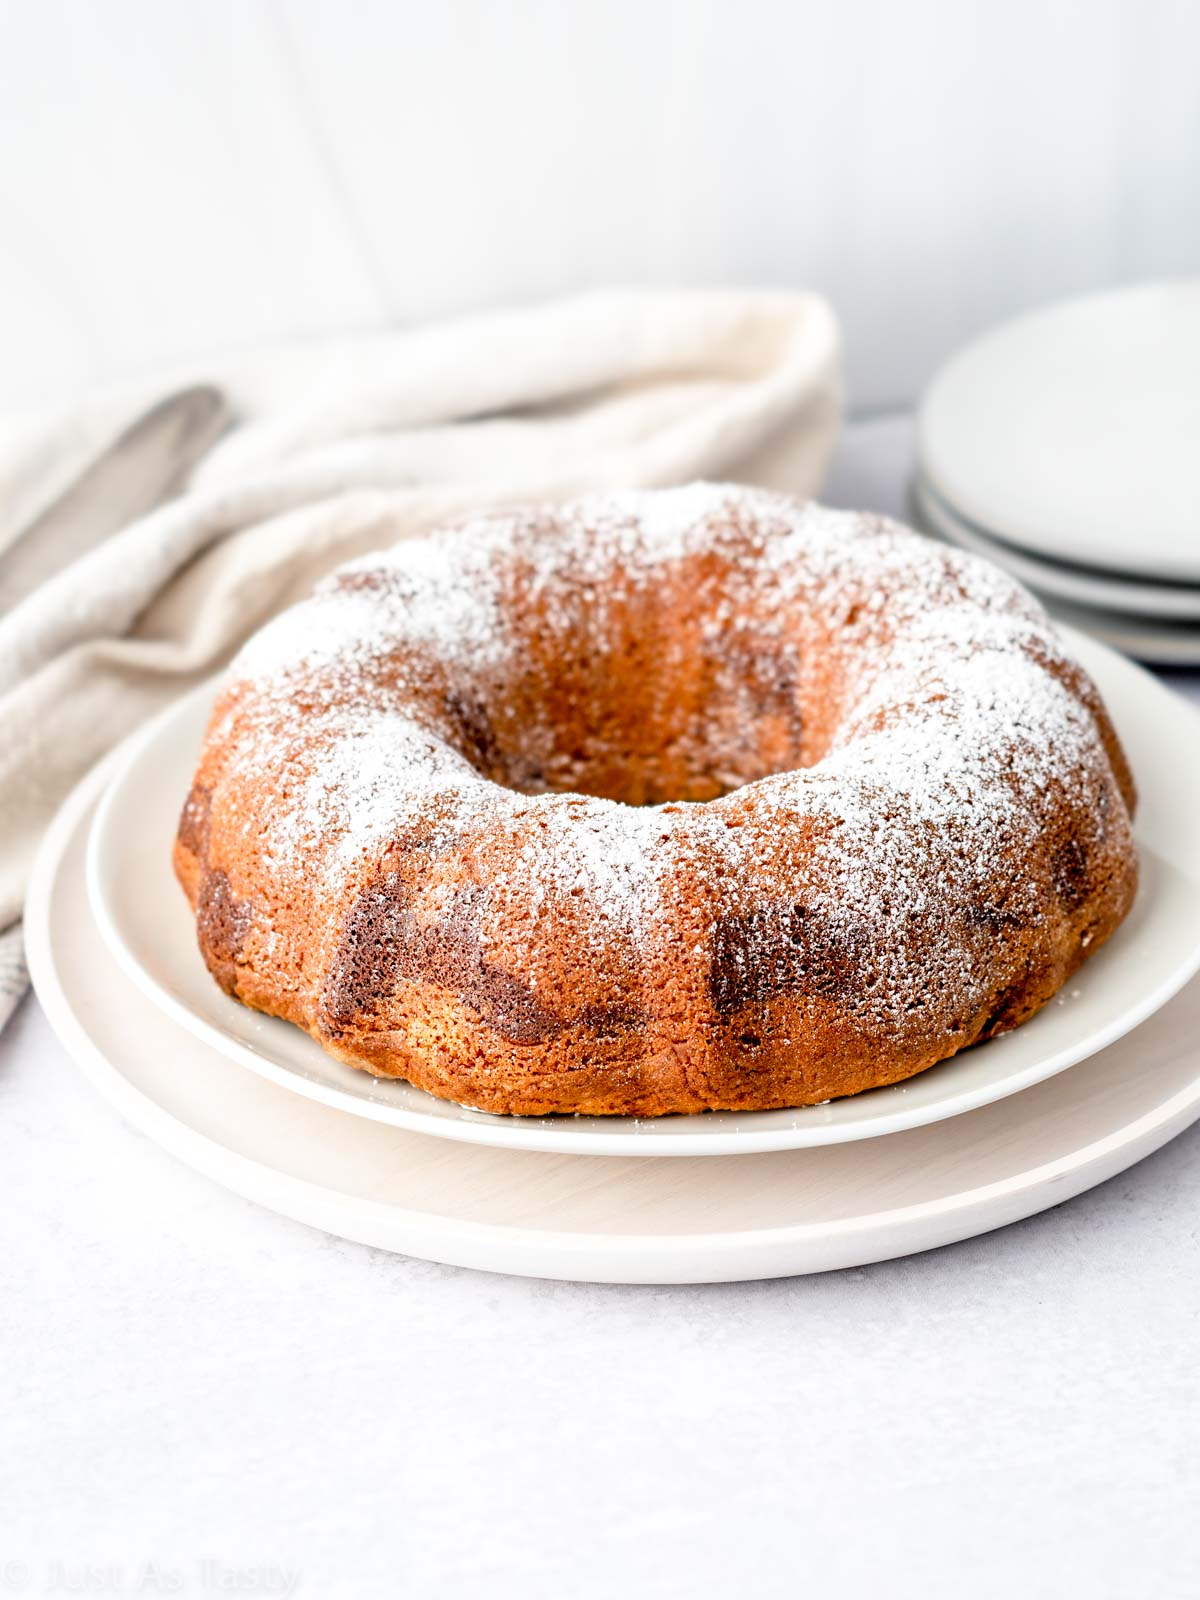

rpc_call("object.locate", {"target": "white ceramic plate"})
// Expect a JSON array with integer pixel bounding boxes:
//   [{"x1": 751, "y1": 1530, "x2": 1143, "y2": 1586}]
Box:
[
  {"x1": 30, "y1": 757, "x2": 1200, "y2": 1283},
  {"x1": 86, "y1": 644, "x2": 1200, "y2": 1157},
  {"x1": 919, "y1": 281, "x2": 1200, "y2": 583},
  {"x1": 1027, "y1": 598, "x2": 1200, "y2": 669},
  {"x1": 913, "y1": 473, "x2": 1200, "y2": 622},
  {"x1": 914, "y1": 479, "x2": 1200, "y2": 666}
]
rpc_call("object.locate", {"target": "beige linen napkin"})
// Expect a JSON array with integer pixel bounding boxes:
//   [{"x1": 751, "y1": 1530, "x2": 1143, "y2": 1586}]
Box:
[{"x1": 0, "y1": 288, "x2": 842, "y2": 1026}]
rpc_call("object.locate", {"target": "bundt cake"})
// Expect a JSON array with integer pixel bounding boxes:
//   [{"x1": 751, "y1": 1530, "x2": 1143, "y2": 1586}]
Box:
[{"x1": 174, "y1": 484, "x2": 1138, "y2": 1116}]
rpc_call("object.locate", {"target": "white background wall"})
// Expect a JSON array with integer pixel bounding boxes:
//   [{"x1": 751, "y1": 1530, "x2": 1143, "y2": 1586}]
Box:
[{"x1": 1, "y1": 0, "x2": 1198, "y2": 417}]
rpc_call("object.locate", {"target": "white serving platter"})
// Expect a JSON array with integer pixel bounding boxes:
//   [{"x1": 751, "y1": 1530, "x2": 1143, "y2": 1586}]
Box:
[
  {"x1": 84, "y1": 633, "x2": 1200, "y2": 1156},
  {"x1": 27, "y1": 756, "x2": 1200, "y2": 1284}
]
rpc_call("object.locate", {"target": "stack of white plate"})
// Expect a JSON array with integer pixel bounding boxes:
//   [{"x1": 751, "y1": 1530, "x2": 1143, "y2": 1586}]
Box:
[
  {"x1": 914, "y1": 282, "x2": 1200, "y2": 664},
  {"x1": 23, "y1": 660, "x2": 1200, "y2": 1285}
]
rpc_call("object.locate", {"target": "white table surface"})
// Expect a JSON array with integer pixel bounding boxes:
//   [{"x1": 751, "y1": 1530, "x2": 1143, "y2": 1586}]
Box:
[{"x1": 4, "y1": 416, "x2": 1199, "y2": 1600}]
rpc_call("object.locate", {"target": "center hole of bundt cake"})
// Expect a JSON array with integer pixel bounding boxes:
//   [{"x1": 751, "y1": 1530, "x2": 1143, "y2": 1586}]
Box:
[
  {"x1": 434, "y1": 529, "x2": 817, "y2": 805},
  {"x1": 442, "y1": 639, "x2": 809, "y2": 807}
]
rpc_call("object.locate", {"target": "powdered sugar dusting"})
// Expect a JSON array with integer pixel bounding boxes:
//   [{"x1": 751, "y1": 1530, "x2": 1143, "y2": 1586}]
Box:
[
  {"x1": 210, "y1": 484, "x2": 1134, "y2": 1030},
  {"x1": 232, "y1": 518, "x2": 515, "y2": 685},
  {"x1": 264, "y1": 712, "x2": 482, "y2": 872},
  {"x1": 603, "y1": 482, "x2": 740, "y2": 544}
]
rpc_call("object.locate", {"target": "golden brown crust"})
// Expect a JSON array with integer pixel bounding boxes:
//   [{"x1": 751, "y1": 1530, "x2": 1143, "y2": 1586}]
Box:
[{"x1": 174, "y1": 488, "x2": 1139, "y2": 1117}]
